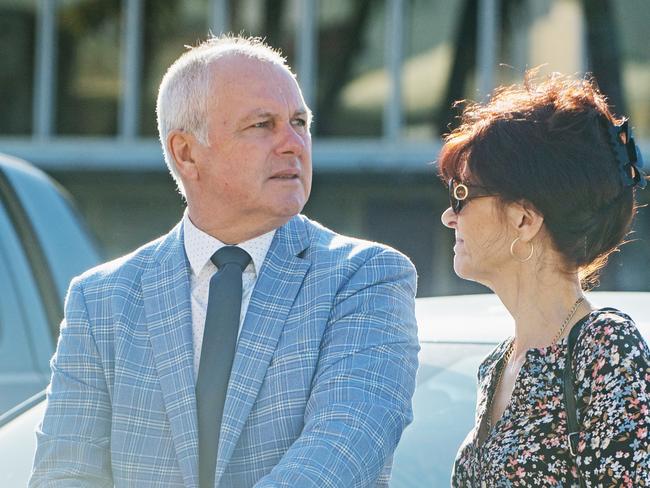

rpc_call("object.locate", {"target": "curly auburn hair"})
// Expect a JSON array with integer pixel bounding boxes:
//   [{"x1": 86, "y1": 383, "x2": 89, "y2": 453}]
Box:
[{"x1": 438, "y1": 71, "x2": 639, "y2": 287}]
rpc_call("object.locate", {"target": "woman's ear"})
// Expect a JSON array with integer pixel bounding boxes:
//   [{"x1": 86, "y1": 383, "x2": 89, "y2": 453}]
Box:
[
  {"x1": 168, "y1": 130, "x2": 201, "y2": 181},
  {"x1": 505, "y1": 201, "x2": 544, "y2": 243}
]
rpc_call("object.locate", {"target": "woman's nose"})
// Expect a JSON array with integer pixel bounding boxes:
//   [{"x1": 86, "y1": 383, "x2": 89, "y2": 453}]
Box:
[{"x1": 441, "y1": 206, "x2": 457, "y2": 229}]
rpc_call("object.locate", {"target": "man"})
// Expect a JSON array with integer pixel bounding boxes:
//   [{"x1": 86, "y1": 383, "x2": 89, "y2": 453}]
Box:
[{"x1": 30, "y1": 35, "x2": 419, "y2": 487}]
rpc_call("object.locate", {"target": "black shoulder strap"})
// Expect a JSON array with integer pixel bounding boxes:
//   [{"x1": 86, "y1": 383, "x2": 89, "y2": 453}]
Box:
[{"x1": 563, "y1": 316, "x2": 584, "y2": 458}]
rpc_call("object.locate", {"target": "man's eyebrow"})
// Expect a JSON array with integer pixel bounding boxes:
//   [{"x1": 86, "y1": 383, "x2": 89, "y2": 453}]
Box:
[
  {"x1": 241, "y1": 110, "x2": 274, "y2": 123},
  {"x1": 241, "y1": 108, "x2": 311, "y2": 123},
  {"x1": 294, "y1": 108, "x2": 312, "y2": 122}
]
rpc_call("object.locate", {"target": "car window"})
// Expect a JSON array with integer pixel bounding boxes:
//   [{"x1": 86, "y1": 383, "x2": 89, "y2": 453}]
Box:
[
  {"x1": 3, "y1": 163, "x2": 101, "y2": 305},
  {"x1": 391, "y1": 342, "x2": 494, "y2": 488},
  {"x1": 0, "y1": 203, "x2": 52, "y2": 416}
]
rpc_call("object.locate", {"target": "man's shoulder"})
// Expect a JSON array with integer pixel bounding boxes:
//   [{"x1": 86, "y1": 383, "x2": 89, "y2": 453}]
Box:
[
  {"x1": 297, "y1": 215, "x2": 415, "y2": 271},
  {"x1": 297, "y1": 215, "x2": 418, "y2": 315}
]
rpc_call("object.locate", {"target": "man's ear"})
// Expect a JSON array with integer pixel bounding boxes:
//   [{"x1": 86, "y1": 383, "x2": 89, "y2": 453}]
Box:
[
  {"x1": 505, "y1": 200, "x2": 544, "y2": 243},
  {"x1": 168, "y1": 130, "x2": 201, "y2": 181}
]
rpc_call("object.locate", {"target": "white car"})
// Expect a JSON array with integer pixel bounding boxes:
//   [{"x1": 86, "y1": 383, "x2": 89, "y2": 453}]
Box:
[{"x1": 1, "y1": 292, "x2": 648, "y2": 487}]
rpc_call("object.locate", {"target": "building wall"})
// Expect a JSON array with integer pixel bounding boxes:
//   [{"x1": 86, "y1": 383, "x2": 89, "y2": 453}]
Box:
[{"x1": 52, "y1": 168, "x2": 650, "y2": 296}]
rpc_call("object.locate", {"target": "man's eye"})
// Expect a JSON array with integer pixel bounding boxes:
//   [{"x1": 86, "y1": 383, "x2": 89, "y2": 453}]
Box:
[
  {"x1": 252, "y1": 121, "x2": 270, "y2": 128},
  {"x1": 291, "y1": 118, "x2": 307, "y2": 128}
]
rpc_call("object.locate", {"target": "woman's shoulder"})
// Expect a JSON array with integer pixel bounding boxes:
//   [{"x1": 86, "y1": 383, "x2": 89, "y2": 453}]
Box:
[
  {"x1": 573, "y1": 307, "x2": 650, "y2": 375},
  {"x1": 577, "y1": 308, "x2": 644, "y2": 347}
]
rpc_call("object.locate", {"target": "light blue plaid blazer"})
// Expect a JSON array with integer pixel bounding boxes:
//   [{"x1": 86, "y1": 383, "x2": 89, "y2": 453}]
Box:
[{"x1": 30, "y1": 215, "x2": 419, "y2": 487}]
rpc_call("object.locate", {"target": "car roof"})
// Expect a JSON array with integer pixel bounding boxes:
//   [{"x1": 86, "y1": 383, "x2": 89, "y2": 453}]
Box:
[
  {"x1": 0, "y1": 152, "x2": 52, "y2": 182},
  {"x1": 416, "y1": 291, "x2": 650, "y2": 344}
]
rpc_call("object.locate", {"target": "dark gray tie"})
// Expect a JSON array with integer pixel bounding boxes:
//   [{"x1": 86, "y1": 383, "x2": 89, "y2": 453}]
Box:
[{"x1": 196, "y1": 246, "x2": 251, "y2": 488}]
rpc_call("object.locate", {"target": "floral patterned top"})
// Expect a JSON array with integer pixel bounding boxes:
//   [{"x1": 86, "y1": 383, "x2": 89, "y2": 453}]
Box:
[{"x1": 452, "y1": 309, "x2": 650, "y2": 487}]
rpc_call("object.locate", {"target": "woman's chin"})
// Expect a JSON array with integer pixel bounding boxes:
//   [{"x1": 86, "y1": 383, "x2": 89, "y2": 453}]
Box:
[
  {"x1": 453, "y1": 259, "x2": 473, "y2": 281},
  {"x1": 453, "y1": 259, "x2": 488, "y2": 286}
]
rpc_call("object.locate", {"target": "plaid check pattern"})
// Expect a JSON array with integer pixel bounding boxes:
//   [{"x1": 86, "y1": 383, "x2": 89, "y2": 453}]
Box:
[{"x1": 30, "y1": 215, "x2": 419, "y2": 487}]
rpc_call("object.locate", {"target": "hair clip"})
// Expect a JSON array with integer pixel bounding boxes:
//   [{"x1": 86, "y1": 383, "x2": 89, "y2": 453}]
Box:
[{"x1": 607, "y1": 120, "x2": 647, "y2": 189}]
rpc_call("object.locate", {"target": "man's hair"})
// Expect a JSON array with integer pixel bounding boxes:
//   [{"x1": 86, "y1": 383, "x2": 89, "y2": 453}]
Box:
[{"x1": 156, "y1": 34, "x2": 291, "y2": 195}]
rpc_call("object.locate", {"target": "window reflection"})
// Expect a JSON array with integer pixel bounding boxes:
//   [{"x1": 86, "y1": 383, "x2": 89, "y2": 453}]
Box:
[
  {"x1": 0, "y1": 0, "x2": 647, "y2": 142},
  {"x1": 0, "y1": 0, "x2": 36, "y2": 135},
  {"x1": 229, "y1": 0, "x2": 298, "y2": 68},
  {"x1": 139, "y1": 0, "x2": 209, "y2": 137},
  {"x1": 403, "y1": 0, "x2": 465, "y2": 140},
  {"x1": 497, "y1": 0, "x2": 585, "y2": 87},
  {"x1": 615, "y1": 0, "x2": 650, "y2": 138},
  {"x1": 56, "y1": 0, "x2": 121, "y2": 135},
  {"x1": 316, "y1": 0, "x2": 386, "y2": 137},
  {"x1": 495, "y1": 0, "x2": 649, "y2": 139}
]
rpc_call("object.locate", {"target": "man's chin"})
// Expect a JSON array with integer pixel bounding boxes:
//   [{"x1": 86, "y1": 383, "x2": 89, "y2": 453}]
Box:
[
  {"x1": 273, "y1": 195, "x2": 308, "y2": 219},
  {"x1": 259, "y1": 207, "x2": 303, "y2": 233}
]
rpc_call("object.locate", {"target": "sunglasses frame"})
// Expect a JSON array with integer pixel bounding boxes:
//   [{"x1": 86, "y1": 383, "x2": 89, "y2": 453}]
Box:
[{"x1": 448, "y1": 178, "x2": 497, "y2": 213}]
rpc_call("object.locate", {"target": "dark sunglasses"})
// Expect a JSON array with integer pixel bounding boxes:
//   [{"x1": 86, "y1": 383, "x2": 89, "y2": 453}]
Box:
[{"x1": 448, "y1": 178, "x2": 497, "y2": 213}]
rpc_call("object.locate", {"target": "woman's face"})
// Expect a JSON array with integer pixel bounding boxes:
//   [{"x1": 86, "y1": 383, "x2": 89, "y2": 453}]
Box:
[{"x1": 441, "y1": 192, "x2": 512, "y2": 286}]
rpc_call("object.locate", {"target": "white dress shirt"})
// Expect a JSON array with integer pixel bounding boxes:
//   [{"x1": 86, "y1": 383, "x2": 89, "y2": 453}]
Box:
[{"x1": 182, "y1": 212, "x2": 275, "y2": 381}]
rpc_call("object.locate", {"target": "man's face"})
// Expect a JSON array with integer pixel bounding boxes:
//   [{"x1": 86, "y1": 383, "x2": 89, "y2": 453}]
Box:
[{"x1": 189, "y1": 55, "x2": 312, "y2": 238}]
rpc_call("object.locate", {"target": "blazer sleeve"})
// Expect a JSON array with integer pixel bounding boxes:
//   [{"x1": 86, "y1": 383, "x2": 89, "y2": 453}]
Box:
[
  {"x1": 29, "y1": 279, "x2": 113, "y2": 488},
  {"x1": 253, "y1": 248, "x2": 419, "y2": 487}
]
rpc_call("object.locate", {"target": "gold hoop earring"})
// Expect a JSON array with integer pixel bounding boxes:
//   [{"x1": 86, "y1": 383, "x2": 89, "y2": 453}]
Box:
[{"x1": 510, "y1": 237, "x2": 534, "y2": 262}]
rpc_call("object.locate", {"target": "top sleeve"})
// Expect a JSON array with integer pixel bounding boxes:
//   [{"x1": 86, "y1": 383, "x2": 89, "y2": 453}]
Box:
[{"x1": 573, "y1": 310, "x2": 650, "y2": 485}]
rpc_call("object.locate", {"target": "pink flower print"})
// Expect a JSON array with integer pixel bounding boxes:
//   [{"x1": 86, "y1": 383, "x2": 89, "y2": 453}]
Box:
[{"x1": 637, "y1": 427, "x2": 647, "y2": 439}]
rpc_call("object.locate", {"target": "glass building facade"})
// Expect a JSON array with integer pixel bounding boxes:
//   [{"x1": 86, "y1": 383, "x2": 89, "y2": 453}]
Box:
[{"x1": 1, "y1": 0, "x2": 649, "y2": 295}]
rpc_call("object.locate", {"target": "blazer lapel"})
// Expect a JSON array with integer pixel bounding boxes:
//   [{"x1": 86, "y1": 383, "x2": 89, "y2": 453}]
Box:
[
  {"x1": 142, "y1": 223, "x2": 199, "y2": 488},
  {"x1": 214, "y1": 216, "x2": 311, "y2": 484}
]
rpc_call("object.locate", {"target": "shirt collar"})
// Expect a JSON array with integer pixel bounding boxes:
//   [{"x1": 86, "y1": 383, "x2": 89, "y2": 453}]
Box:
[{"x1": 182, "y1": 211, "x2": 275, "y2": 278}]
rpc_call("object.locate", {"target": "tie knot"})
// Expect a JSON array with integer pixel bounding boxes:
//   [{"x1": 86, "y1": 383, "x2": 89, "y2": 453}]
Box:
[{"x1": 211, "y1": 246, "x2": 251, "y2": 271}]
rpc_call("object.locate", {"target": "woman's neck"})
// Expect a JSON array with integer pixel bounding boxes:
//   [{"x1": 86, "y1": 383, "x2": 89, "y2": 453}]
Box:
[{"x1": 489, "y1": 266, "x2": 591, "y2": 359}]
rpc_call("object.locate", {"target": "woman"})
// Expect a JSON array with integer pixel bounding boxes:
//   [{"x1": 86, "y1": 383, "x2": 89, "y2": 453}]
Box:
[{"x1": 440, "y1": 72, "x2": 650, "y2": 486}]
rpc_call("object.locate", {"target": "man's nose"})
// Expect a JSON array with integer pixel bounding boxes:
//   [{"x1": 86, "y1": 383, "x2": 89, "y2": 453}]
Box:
[
  {"x1": 441, "y1": 206, "x2": 457, "y2": 229},
  {"x1": 276, "y1": 123, "x2": 307, "y2": 156}
]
